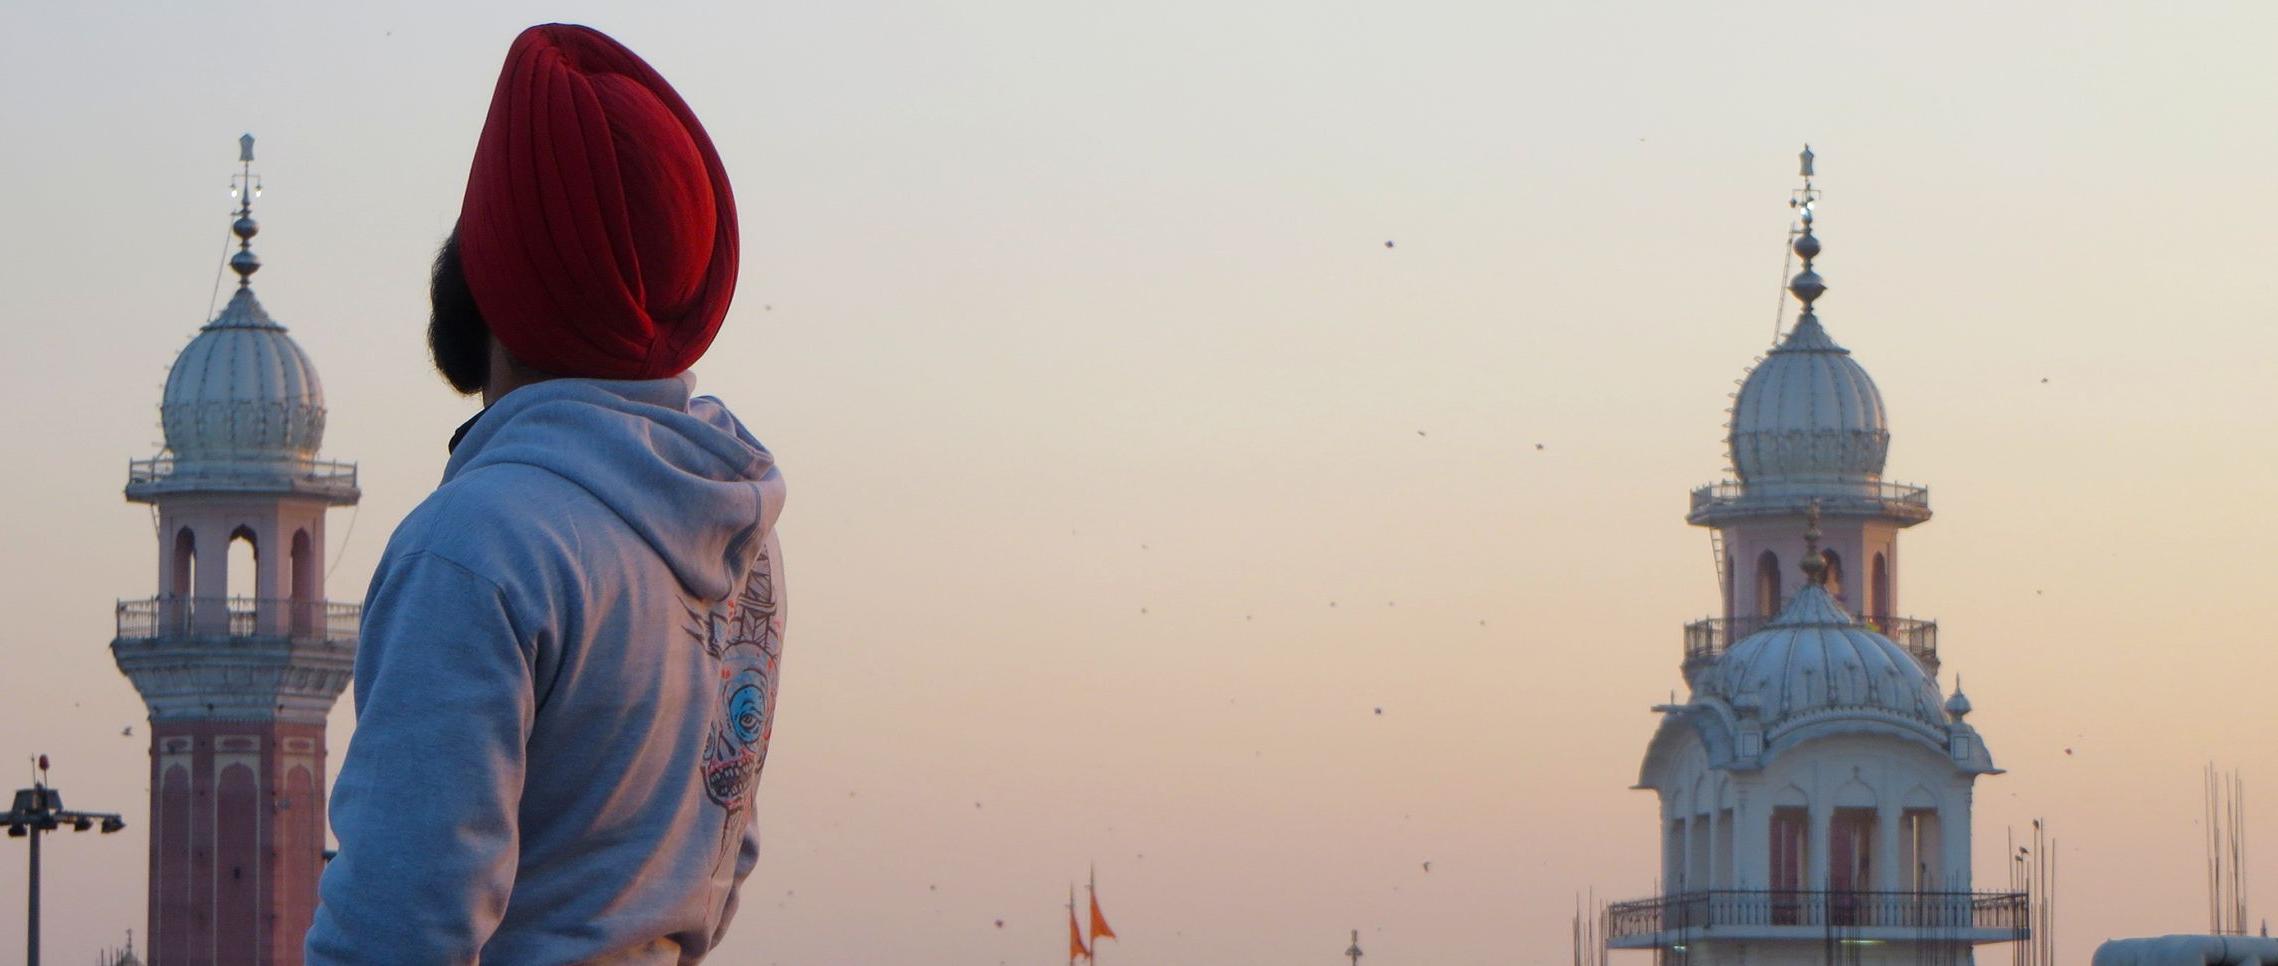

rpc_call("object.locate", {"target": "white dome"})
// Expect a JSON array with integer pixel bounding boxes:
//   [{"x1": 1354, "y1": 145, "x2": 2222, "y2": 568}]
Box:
[
  {"x1": 1700, "y1": 584, "x2": 1943, "y2": 729},
  {"x1": 160, "y1": 287, "x2": 326, "y2": 462},
  {"x1": 1727, "y1": 315, "x2": 1888, "y2": 483}
]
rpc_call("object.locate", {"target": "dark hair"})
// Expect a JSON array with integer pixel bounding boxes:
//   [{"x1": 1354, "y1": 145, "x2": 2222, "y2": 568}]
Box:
[{"x1": 428, "y1": 230, "x2": 489, "y2": 394}]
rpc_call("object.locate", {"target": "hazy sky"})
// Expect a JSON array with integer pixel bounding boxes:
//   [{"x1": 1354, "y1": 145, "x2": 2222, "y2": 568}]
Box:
[{"x1": 5, "y1": 1, "x2": 2277, "y2": 962}]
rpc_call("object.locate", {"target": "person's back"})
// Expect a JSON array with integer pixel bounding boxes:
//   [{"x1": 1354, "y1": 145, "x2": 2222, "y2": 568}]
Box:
[
  {"x1": 309, "y1": 24, "x2": 782, "y2": 963},
  {"x1": 311, "y1": 378, "x2": 784, "y2": 963}
]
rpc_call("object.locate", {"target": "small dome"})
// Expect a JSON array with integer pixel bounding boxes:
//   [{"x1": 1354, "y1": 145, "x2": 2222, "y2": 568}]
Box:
[
  {"x1": 1701, "y1": 584, "x2": 1943, "y2": 729},
  {"x1": 1727, "y1": 315, "x2": 1889, "y2": 482},
  {"x1": 160, "y1": 287, "x2": 326, "y2": 462}
]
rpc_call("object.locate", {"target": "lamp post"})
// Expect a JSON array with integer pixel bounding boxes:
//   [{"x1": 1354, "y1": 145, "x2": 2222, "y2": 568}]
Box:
[{"x1": 5, "y1": 755, "x2": 126, "y2": 966}]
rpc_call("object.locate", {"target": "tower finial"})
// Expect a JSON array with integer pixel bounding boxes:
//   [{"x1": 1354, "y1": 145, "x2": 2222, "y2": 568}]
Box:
[
  {"x1": 228, "y1": 134, "x2": 262, "y2": 288},
  {"x1": 1786, "y1": 145, "x2": 1824, "y2": 322},
  {"x1": 1799, "y1": 497, "x2": 1829, "y2": 586}
]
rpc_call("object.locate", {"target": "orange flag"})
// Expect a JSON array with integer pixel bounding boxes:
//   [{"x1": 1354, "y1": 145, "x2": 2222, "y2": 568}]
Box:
[
  {"x1": 1090, "y1": 892, "x2": 1117, "y2": 943},
  {"x1": 1068, "y1": 897, "x2": 1091, "y2": 961}
]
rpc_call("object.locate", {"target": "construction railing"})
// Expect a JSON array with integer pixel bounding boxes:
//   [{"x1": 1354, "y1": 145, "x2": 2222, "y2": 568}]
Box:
[
  {"x1": 1689, "y1": 480, "x2": 1930, "y2": 514},
  {"x1": 1684, "y1": 615, "x2": 1938, "y2": 672},
  {"x1": 1606, "y1": 890, "x2": 2029, "y2": 939},
  {"x1": 128, "y1": 456, "x2": 358, "y2": 488},
  {"x1": 115, "y1": 596, "x2": 360, "y2": 643}
]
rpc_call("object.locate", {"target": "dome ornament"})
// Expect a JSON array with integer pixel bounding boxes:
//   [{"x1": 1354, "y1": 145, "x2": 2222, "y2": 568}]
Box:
[
  {"x1": 1799, "y1": 497, "x2": 1830, "y2": 586},
  {"x1": 228, "y1": 133, "x2": 263, "y2": 287},
  {"x1": 1786, "y1": 143, "x2": 1825, "y2": 321}
]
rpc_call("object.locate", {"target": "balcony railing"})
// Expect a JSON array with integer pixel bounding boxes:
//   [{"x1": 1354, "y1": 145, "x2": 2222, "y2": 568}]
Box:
[
  {"x1": 115, "y1": 596, "x2": 360, "y2": 644},
  {"x1": 1690, "y1": 480, "x2": 1930, "y2": 514},
  {"x1": 1684, "y1": 614, "x2": 1938, "y2": 673},
  {"x1": 127, "y1": 456, "x2": 358, "y2": 488},
  {"x1": 1607, "y1": 890, "x2": 2029, "y2": 940}
]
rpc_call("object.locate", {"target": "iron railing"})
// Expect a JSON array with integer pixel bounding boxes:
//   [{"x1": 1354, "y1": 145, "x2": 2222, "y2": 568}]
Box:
[
  {"x1": 127, "y1": 457, "x2": 358, "y2": 488},
  {"x1": 1690, "y1": 480, "x2": 1930, "y2": 514},
  {"x1": 1606, "y1": 890, "x2": 2029, "y2": 939},
  {"x1": 115, "y1": 596, "x2": 360, "y2": 643},
  {"x1": 1684, "y1": 615, "x2": 1938, "y2": 672}
]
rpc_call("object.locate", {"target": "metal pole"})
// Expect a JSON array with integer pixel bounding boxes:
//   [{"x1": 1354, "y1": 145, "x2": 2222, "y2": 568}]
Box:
[{"x1": 27, "y1": 821, "x2": 39, "y2": 966}]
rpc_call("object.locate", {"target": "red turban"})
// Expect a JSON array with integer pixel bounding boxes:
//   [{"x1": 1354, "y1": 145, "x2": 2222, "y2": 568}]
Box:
[{"x1": 458, "y1": 24, "x2": 738, "y2": 380}]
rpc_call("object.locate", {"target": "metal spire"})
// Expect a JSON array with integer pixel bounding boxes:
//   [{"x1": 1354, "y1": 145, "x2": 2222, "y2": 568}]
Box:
[
  {"x1": 228, "y1": 134, "x2": 262, "y2": 288},
  {"x1": 1799, "y1": 497, "x2": 1829, "y2": 586},
  {"x1": 1786, "y1": 144, "x2": 1825, "y2": 324}
]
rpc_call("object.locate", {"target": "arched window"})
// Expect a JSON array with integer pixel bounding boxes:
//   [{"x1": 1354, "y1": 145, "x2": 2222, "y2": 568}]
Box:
[
  {"x1": 1871, "y1": 552, "x2": 1891, "y2": 622},
  {"x1": 1715, "y1": 807, "x2": 1734, "y2": 889},
  {"x1": 227, "y1": 526, "x2": 259, "y2": 636},
  {"x1": 1755, "y1": 550, "x2": 1782, "y2": 617},
  {"x1": 1902, "y1": 808, "x2": 1942, "y2": 891},
  {"x1": 1821, "y1": 549, "x2": 1845, "y2": 603},
  {"x1": 226, "y1": 527, "x2": 259, "y2": 600},
  {"x1": 1830, "y1": 806, "x2": 1878, "y2": 922},
  {"x1": 168, "y1": 527, "x2": 198, "y2": 635},
  {"x1": 290, "y1": 530, "x2": 317, "y2": 636},
  {"x1": 1769, "y1": 802, "x2": 1809, "y2": 924},
  {"x1": 171, "y1": 527, "x2": 196, "y2": 597},
  {"x1": 1666, "y1": 818, "x2": 1686, "y2": 892}
]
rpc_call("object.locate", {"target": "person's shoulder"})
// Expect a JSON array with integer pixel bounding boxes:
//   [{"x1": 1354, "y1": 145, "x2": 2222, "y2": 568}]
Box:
[{"x1": 381, "y1": 463, "x2": 603, "y2": 590}]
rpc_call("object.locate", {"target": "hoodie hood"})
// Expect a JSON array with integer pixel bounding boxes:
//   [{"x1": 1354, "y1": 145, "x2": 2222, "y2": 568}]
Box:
[{"x1": 443, "y1": 373, "x2": 784, "y2": 602}]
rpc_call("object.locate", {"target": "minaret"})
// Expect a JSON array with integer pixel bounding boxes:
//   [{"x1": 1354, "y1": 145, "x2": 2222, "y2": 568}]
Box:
[
  {"x1": 1685, "y1": 146, "x2": 1936, "y2": 681},
  {"x1": 1610, "y1": 149, "x2": 2024, "y2": 965},
  {"x1": 111, "y1": 135, "x2": 360, "y2": 966}
]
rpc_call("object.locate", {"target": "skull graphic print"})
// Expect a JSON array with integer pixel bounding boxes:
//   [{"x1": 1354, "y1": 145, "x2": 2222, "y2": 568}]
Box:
[{"x1": 695, "y1": 539, "x2": 784, "y2": 867}]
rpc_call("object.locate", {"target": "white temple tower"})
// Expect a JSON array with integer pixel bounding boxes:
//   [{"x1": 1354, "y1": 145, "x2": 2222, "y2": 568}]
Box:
[
  {"x1": 110, "y1": 137, "x2": 359, "y2": 965},
  {"x1": 1606, "y1": 150, "x2": 2030, "y2": 964}
]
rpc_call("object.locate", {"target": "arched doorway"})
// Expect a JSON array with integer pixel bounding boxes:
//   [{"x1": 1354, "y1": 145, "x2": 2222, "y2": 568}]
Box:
[
  {"x1": 1755, "y1": 550, "x2": 1782, "y2": 617},
  {"x1": 1870, "y1": 552, "x2": 1891, "y2": 623},
  {"x1": 226, "y1": 526, "x2": 258, "y2": 635},
  {"x1": 168, "y1": 527, "x2": 197, "y2": 633},
  {"x1": 290, "y1": 529, "x2": 316, "y2": 637}
]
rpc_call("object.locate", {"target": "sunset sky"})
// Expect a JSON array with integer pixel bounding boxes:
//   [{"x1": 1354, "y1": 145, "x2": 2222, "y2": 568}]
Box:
[{"x1": 4, "y1": 1, "x2": 2277, "y2": 962}]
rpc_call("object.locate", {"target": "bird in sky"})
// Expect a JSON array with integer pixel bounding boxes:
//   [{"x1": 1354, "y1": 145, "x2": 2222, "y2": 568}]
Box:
[{"x1": 121, "y1": 725, "x2": 134, "y2": 737}]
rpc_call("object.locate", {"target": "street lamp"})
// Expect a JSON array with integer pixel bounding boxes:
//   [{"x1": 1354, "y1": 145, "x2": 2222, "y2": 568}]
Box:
[{"x1": 5, "y1": 755, "x2": 126, "y2": 966}]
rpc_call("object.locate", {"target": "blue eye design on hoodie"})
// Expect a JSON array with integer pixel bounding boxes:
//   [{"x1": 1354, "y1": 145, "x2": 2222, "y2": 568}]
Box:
[
  {"x1": 698, "y1": 541, "x2": 784, "y2": 869},
  {"x1": 727, "y1": 683, "x2": 766, "y2": 745}
]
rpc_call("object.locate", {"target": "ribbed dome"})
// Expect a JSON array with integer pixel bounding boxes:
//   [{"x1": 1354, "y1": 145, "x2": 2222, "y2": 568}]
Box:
[
  {"x1": 1700, "y1": 584, "x2": 1943, "y2": 729},
  {"x1": 1727, "y1": 315, "x2": 1888, "y2": 483},
  {"x1": 160, "y1": 287, "x2": 327, "y2": 462}
]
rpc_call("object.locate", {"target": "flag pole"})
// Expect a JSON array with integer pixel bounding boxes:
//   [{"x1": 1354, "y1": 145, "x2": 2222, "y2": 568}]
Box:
[
  {"x1": 1089, "y1": 864, "x2": 1101, "y2": 966},
  {"x1": 1068, "y1": 885, "x2": 1080, "y2": 966}
]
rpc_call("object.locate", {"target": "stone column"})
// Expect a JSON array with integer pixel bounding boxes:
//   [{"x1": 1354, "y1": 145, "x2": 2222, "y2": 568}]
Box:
[
  {"x1": 1877, "y1": 802, "x2": 1903, "y2": 892},
  {"x1": 1732, "y1": 788, "x2": 1764, "y2": 890},
  {"x1": 1947, "y1": 787, "x2": 1974, "y2": 892},
  {"x1": 1809, "y1": 800, "x2": 1831, "y2": 893},
  {"x1": 1681, "y1": 812, "x2": 1697, "y2": 892}
]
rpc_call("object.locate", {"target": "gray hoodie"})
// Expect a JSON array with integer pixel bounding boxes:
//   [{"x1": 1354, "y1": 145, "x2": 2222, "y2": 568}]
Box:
[{"x1": 309, "y1": 374, "x2": 787, "y2": 964}]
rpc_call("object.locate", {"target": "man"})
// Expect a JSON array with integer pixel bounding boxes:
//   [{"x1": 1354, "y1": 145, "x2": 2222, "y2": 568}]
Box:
[{"x1": 309, "y1": 24, "x2": 787, "y2": 964}]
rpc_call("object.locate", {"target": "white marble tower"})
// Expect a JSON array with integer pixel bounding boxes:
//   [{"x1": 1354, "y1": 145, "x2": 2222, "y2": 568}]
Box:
[
  {"x1": 111, "y1": 136, "x2": 360, "y2": 966},
  {"x1": 1605, "y1": 150, "x2": 2029, "y2": 965}
]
